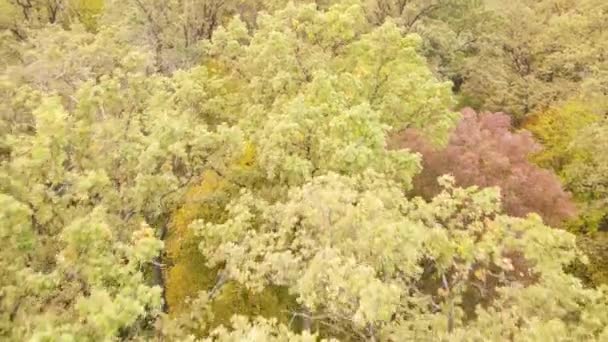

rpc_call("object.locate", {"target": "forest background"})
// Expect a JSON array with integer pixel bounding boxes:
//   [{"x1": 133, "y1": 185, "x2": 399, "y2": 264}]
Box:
[{"x1": 1, "y1": 0, "x2": 608, "y2": 340}]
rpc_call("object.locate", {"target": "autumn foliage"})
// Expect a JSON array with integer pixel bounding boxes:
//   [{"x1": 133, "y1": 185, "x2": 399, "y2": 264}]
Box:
[
  {"x1": 391, "y1": 108, "x2": 576, "y2": 226},
  {"x1": 2, "y1": 0, "x2": 608, "y2": 340}
]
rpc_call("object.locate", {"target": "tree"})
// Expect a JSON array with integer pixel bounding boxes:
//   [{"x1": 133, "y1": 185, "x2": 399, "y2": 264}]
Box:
[
  {"x1": 366, "y1": 0, "x2": 497, "y2": 86},
  {"x1": 200, "y1": 0, "x2": 457, "y2": 179},
  {"x1": 560, "y1": 119, "x2": 608, "y2": 231},
  {"x1": 101, "y1": 0, "x2": 277, "y2": 73},
  {"x1": 0, "y1": 0, "x2": 104, "y2": 39},
  {"x1": 524, "y1": 101, "x2": 601, "y2": 173},
  {"x1": 196, "y1": 172, "x2": 607, "y2": 340},
  {"x1": 0, "y1": 55, "x2": 246, "y2": 340},
  {"x1": 164, "y1": 0, "x2": 457, "y2": 331},
  {"x1": 554, "y1": 118, "x2": 608, "y2": 288},
  {"x1": 390, "y1": 108, "x2": 576, "y2": 227},
  {"x1": 460, "y1": 0, "x2": 608, "y2": 120},
  {"x1": 190, "y1": 3, "x2": 607, "y2": 339},
  {"x1": 101, "y1": 0, "x2": 219, "y2": 72}
]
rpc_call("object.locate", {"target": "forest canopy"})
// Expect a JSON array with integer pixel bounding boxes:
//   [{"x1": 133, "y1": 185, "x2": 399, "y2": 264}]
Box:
[{"x1": 1, "y1": 0, "x2": 608, "y2": 340}]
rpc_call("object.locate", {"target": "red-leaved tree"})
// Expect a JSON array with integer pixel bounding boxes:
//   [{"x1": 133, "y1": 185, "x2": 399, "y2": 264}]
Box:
[{"x1": 391, "y1": 108, "x2": 576, "y2": 226}]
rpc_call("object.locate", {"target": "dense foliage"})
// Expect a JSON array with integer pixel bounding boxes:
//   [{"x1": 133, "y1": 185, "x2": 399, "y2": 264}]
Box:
[
  {"x1": 1, "y1": 0, "x2": 608, "y2": 340},
  {"x1": 391, "y1": 108, "x2": 576, "y2": 226},
  {"x1": 460, "y1": 0, "x2": 608, "y2": 120}
]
